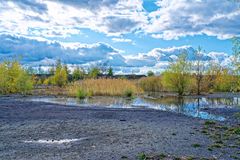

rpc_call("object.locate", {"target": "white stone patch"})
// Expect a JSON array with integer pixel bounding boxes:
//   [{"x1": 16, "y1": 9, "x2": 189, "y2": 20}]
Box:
[{"x1": 24, "y1": 138, "x2": 87, "y2": 144}]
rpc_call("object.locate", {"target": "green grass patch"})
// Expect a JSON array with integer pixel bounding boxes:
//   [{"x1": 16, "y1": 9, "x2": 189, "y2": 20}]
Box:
[{"x1": 191, "y1": 143, "x2": 201, "y2": 148}]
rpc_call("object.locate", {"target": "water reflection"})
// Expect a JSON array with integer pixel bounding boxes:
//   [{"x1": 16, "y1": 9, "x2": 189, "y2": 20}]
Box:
[{"x1": 29, "y1": 95, "x2": 240, "y2": 121}]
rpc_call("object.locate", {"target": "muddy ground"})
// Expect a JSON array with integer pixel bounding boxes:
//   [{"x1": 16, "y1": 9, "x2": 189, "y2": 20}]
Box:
[{"x1": 0, "y1": 95, "x2": 239, "y2": 160}]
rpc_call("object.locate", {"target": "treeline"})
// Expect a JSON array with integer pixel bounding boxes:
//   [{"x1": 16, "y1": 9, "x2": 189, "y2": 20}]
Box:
[
  {"x1": 139, "y1": 38, "x2": 240, "y2": 96},
  {"x1": 139, "y1": 54, "x2": 238, "y2": 96},
  {"x1": 35, "y1": 60, "x2": 114, "y2": 87}
]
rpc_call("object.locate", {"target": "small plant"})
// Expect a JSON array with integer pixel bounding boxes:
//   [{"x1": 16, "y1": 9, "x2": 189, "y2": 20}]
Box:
[
  {"x1": 233, "y1": 127, "x2": 240, "y2": 135},
  {"x1": 159, "y1": 153, "x2": 167, "y2": 159},
  {"x1": 191, "y1": 143, "x2": 201, "y2": 148},
  {"x1": 204, "y1": 120, "x2": 216, "y2": 126},
  {"x1": 124, "y1": 89, "x2": 133, "y2": 98},
  {"x1": 138, "y1": 153, "x2": 146, "y2": 160},
  {"x1": 76, "y1": 88, "x2": 87, "y2": 99},
  {"x1": 234, "y1": 112, "x2": 240, "y2": 119}
]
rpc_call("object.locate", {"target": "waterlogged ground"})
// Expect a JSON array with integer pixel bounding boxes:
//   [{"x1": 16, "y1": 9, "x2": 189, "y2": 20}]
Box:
[
  {"x1": 29, "y1": 93, "x2": 240, "y2": 121},
  {"x1": 0, "y1": 94, "x2": 239, "y2": 160}
]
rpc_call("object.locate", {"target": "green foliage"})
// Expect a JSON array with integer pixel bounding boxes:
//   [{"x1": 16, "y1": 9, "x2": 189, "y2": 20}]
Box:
[
  {"x1": 138, "y1": 153, "x2": 146, "y2": 160},
  {"x1": 76, "y1": 88, "x2": 93, "y2": 99},
  {"x1": 107, "y1": 67, "x2": 113, "y2": 76},
  {"x1": 124, "y1": 89, "x2": 133, "y2": 98},
  {"x1": 45, "y1": 60, "x2": 68, "y2": 87},
  {"x1": 191, "y1": 143, "x2": 201, "y2": 148},
  {"x1": 53, "y1": 64, "x2": 68, "y2": 87},
  {"x1": 89, "y1": 67, "x2": 101, "y2": 78},
  {"x1": 0, "y1": 60, "x2": 33, "y2": 94},
  {"x1": 72, "y1": 67, "x2": 84, "y2": 81},
  {"x1": 204, "y1": 120, "x2": 216, "y2": 125},
  {"x1": 147, "y1": 70, "x2": 154, "y2": 77},
  {"x1": 162, "y1": 53, "x2": 192, "y2": 96},
  {"x1": 76, "y1": 88, "x2": 87, "y2": 99}
]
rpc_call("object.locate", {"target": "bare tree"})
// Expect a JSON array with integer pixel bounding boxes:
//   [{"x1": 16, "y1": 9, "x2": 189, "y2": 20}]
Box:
[{"x1": 194, "y1": 46, "x2": 206, "y2": 95}]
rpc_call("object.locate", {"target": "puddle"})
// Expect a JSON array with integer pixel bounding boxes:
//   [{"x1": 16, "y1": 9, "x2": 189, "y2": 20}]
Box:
[{"x1": 28, "y1": 95, "x2": 240, "y2": 121}]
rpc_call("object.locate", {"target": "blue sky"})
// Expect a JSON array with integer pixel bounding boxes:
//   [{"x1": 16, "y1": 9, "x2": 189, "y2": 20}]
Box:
[{"x1": 0, "y1": 0, "x2": 239, "y2": 74}]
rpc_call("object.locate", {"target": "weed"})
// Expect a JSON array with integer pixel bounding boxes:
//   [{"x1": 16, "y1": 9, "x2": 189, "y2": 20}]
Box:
[
  {"x1": 204, "y1": 120, "x2": 216, "y2": 126},
  {"x1": 138, "y1": 153, "x2": 146, "y2": 160},
  {"x1": 76, "y1": 88, "x2": 87, "y2": 99},
  {"x1": 192, "y1": 143, "x2": 201, "y2": 148}
]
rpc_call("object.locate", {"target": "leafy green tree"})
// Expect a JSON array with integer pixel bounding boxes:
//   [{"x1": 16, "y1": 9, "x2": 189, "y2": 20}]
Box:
[
  {"x1": 0, "y1": 60, "x2": 33, "y2": 94},
  {"x1": 162, "y1": 53, "x2": 192, "y2": 96},
  {"x1": 147, "y1": 70, "x2": 155, "y2": 77},
  {"x1": 107, "y1": 67, "x2": 113, "y2": 76},
  {"x1": 72, "y1": 66, "x2": 85, "y2": 81},
  {"x1": 53, "y1": 63, "x2": 68, "y2": 87},
  {"x1": 89, "y1": 67, "x2": 101, "y2": 78}
]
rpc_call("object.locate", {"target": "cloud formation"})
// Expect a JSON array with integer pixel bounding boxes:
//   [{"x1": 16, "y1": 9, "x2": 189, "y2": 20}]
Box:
[
  {"x1": 147, "y1": 0, "x2": 240, "y2": 40},
  {"x1": 0, "y1": 0, "x2": 239, "y2": 39},
  {"x1": 0, "y1": 34, "x2": 232, "y2": 74},
  {"x1": 0, "y1": 34, "x2": 126, "y2": 67},
  {"x1": 0, "y1": 0, "x2": 146, "y2": 37}
]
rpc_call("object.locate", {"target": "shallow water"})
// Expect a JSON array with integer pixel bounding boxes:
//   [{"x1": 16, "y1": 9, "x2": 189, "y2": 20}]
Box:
[{"x1": 29, "y1": 95, "x2": 240, "y2": 121}]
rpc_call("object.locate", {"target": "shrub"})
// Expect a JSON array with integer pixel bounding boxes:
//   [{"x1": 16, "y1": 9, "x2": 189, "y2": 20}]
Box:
[
  {"x1": 124, "y1": 89, "x2": 133, "y2": 98},
  {"x1": 0, "y1": 61, "x2": 33, "y2": 94},
  {"x1": 72, "y1": 67, "x2": 85, "y2": 81},
  {"x1": 76, "y1": 89, "x2": 87, "y2": 99}
]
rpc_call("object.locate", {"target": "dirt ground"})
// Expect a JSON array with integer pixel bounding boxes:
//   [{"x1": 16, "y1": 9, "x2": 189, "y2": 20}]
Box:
[{"x1": 0, "y1": 95, "x2": 239, "y2": 160}]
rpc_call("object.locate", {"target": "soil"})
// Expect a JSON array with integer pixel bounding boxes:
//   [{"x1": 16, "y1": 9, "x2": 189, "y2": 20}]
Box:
[{"x1": 0, "y1": 95, "x2": 239, "y2": 160}]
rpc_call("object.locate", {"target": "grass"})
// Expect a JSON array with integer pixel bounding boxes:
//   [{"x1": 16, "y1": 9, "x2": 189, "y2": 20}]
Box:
[
  {"x1": 138, "y1": 76, "x2": 163, "y2": 92},
  {"x1": 234, "y1": 112, "x2": 240, "y2": 119},
  {"x1": 68, "y1": 78, "x2": 143, "y2": 97},
  {"x1": 191, "y1": 143, "x2": 201, "y2": 148},
  {"x1": 76, "y1": 88, "x2": 87, "y2": 99}
]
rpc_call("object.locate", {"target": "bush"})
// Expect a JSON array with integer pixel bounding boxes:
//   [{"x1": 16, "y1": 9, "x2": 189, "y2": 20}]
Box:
[
  {"x1": 0, "y1": 61, "x2": 33, "y2": 94},
  {"x1": 124, "y1": 89, "x2": 133, "y2": 98},
  {"x1": 76, "y1": 89, "x2": 87, "y2": 99}
]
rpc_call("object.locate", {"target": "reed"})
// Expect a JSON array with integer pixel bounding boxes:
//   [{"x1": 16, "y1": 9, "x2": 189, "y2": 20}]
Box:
[{"x1": 68, "y1": 78, "x2": 143, "y2": 97}]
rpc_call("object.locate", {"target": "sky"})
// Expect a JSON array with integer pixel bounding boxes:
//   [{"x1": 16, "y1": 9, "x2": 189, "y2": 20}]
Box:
[{"x1": 0, "y1": 0, "x2": 239, "y2": 74}]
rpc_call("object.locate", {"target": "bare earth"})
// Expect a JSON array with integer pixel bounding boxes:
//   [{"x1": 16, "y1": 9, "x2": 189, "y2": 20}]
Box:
[{"x1": 0, "y1": 95, "x2": 239, "y2": 160}]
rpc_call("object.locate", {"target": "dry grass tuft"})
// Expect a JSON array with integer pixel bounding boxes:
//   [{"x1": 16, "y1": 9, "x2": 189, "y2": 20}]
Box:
[{"x1": 68, "y1": 78, "x2": 143, "y2": 97}]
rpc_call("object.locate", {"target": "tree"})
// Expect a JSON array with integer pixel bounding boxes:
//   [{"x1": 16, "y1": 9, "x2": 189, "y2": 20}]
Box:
[
  {"x1": 232, "y1": 37, "x2": 240, "y2": 74},
  {"x1": 89, "y1": 67, "x2": 101, "y2": 78},
  {"x1": 194, "y1": 46, "x2": 206, "y2": 95},
  {"x1": 72, "y1": 66, "x2": 85, "y2": 81},
  {"x1": 107, "y1": 67, "x2": 113, "y2": 77},
  {"x1": 162, "y1": 53, "x2": 192, "y2": 96},
  {"x1": 0, "y1": 60, "x2": 33, "y2": 94},
  {"x1": 147, "y1": 70, "x2": 155, "y2": 77},
  {"x1": 48, "y1": 60, "x2": 68, "y2": 87},
  {"x1": 206, "y1": 61, "x2": 222, "y2": 92}
]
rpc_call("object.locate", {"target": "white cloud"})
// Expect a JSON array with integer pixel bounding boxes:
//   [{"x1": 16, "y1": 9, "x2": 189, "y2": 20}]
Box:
[
  {"x1": 0, "y1": 0, "x2": 147, "y2": 37},
  {"x1": 146, "y1": 0, "x2": 240, "y2": 40},
  {"x1": 0, "y1": 34, "x2": 126, "y2": 67},
  {"x1": 0, "y1": 34, "x2": 233, "y2": 74},
  {"x1": 112, "y1": 38, "x2": 133, "y2": 43},
  {"x1": 0, "y1": 0, "x2": 239, "y2": 40}
]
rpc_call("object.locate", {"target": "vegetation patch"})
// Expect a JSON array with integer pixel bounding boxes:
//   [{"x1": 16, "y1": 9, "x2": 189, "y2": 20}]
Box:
[
  {"x1": 68, "y1": 79, "x2": 143, "y2": 97},
  {"x1": 199, "y1": 120, "x2": 240, "y2": 159},
  {"x1": 0, "y1": 60, "x2": 33, "y2": 94},
  {"x1": 137, "y1": 153, "x2": 216, "y2": 160}
]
